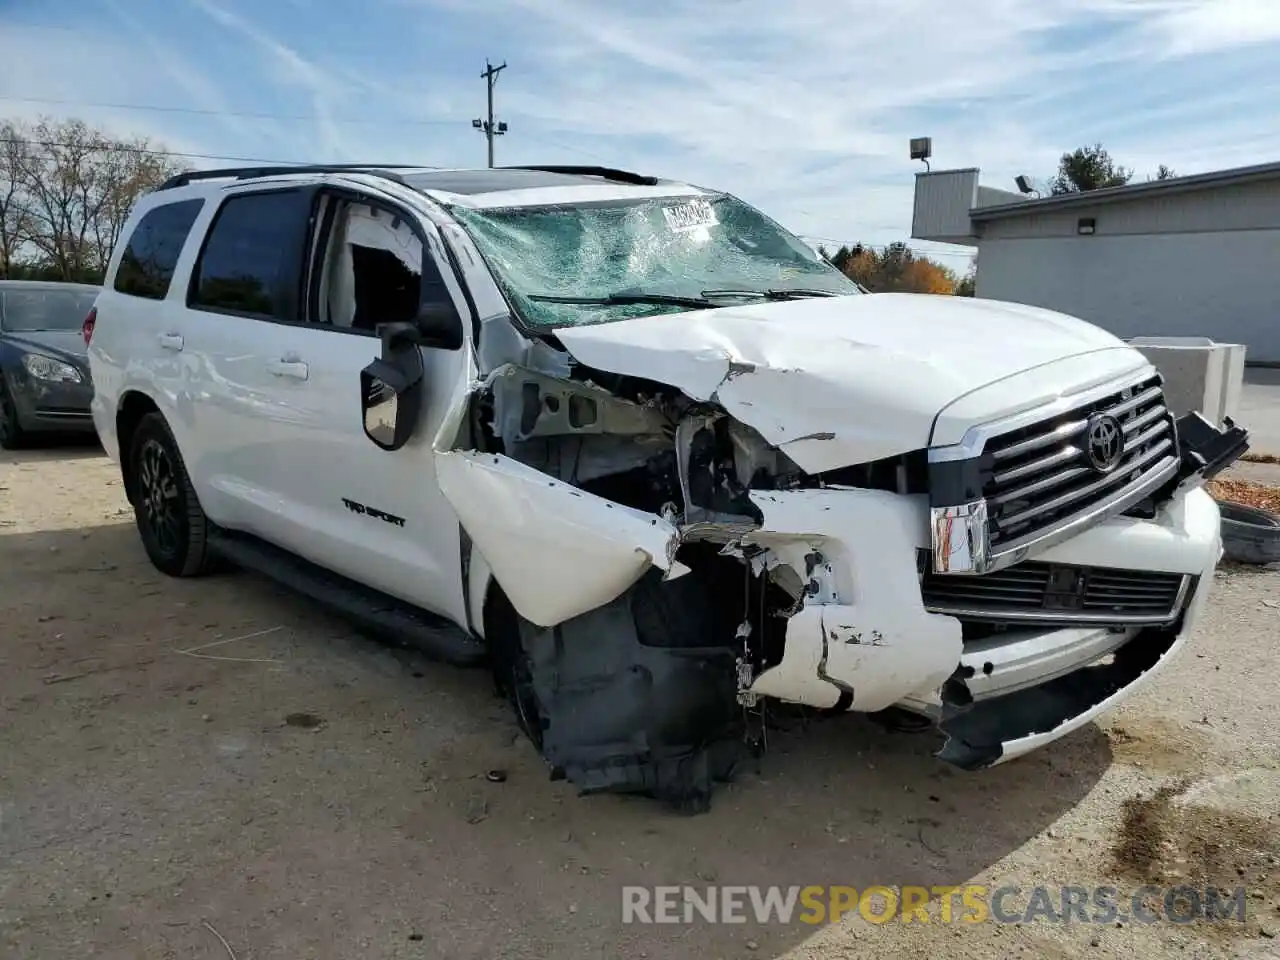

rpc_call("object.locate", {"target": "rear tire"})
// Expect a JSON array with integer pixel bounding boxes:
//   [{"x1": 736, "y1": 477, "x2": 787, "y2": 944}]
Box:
[
  {"x1": 128, "y1": 412, "x2": 212, "y2": 577},
  {"x1": 0, "y1": 376, "x2": 27, "y2": 450}
]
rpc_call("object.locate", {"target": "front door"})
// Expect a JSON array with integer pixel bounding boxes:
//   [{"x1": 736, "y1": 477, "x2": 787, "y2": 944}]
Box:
[
  {"x1": 274, "y1": 189, "x2": 472, "y2": 625},
  {"x1": 182, "y1": 184, "x2": 470, "y2": 625}
]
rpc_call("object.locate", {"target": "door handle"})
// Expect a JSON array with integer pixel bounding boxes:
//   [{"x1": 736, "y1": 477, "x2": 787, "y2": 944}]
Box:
[
  {"x1": 267, "y1": 358, "x2": 309, "y2": 381},
  {"x1": 157, "y1": 332, "x2": 184, "y2": 351}
]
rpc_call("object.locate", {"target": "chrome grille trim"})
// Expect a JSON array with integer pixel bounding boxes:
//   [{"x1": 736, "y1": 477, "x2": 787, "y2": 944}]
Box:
[
  {"x1": 928, "y1": 367, "x2": 1181, "y2": 575},
  {"x1": 984, "y1": 374, "x2": 1175, "y2": 550},
  {"x1": 994, "y1": 424, "x2": 1172, "y2": 524}
]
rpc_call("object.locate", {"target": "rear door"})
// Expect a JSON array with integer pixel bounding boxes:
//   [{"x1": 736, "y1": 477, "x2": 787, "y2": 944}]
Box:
[{"x1": 179, "y1": 185, "x2": 323, "y2": 536}]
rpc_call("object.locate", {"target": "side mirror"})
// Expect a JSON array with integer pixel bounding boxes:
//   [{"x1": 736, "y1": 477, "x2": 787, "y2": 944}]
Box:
[
  {"x1": 361, "y1": 322, "x2": 426, "y2": 451},
  {"x1": 415, "y1": 298, "x2": 464, "y2": 350}
]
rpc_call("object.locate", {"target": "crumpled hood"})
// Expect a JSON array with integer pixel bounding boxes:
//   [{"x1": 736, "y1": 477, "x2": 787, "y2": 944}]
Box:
[{"x1": 553, "y1": 293, "x2": 1151, "y2": 473}]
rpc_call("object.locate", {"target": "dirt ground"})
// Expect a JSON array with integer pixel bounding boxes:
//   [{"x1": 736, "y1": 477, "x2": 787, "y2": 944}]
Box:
[{"x1": 2, "y1": 442, "x2": 1279, "y2": 960}]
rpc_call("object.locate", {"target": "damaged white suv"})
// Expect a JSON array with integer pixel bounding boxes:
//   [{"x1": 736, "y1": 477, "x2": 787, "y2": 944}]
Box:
[{"x1": 88, "y1": 163, "x2": 1248, "y2": 809}]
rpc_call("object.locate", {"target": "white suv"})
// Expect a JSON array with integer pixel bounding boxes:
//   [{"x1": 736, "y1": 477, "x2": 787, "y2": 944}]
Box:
[{"x1": 87, "y1": 163, "x2": 1247, "y2": 809}]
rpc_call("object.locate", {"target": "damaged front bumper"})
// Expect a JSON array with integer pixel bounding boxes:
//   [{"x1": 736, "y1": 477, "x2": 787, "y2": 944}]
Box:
[{"x1": 748, "y1": 482, "x2": 1223, "y2": 767}]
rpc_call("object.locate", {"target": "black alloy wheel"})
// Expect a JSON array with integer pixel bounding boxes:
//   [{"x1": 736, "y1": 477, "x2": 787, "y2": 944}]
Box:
[
  {"x1": 138, "y1": 437, "x2": 181, "y2": 560},
  {"x1": 128, "y1": 412, "x2": 212, "y2": 577}
]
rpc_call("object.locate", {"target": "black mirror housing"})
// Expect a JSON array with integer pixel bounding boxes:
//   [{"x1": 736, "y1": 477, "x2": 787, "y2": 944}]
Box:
[
  {"x1": 361, "y1": 322, "x2": 426, "y2": 451},
  {"x1": 415, "y1": 299, "x2": 464, "y2": 350}
]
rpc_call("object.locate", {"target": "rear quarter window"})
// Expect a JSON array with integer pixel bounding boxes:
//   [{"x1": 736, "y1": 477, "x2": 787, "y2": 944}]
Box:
[{"x1": 113, "y1": 199, "x2": 205, "y2": 300}]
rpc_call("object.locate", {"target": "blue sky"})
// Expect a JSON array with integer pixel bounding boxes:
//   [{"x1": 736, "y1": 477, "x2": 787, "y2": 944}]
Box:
[{"x1": 3, "y1": 0, "x2": 1280, "y2": 270}]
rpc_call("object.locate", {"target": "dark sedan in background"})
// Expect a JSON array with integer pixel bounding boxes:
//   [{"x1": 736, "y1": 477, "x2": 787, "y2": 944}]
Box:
[{"x1": 0, "y1": 280, "x2": 100, "y2": 449}]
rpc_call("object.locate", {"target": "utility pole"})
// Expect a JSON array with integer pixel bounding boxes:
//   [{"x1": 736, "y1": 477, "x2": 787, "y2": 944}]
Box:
[{"x1": 472, "y1": 59, "x2": 508, "y2": 168}]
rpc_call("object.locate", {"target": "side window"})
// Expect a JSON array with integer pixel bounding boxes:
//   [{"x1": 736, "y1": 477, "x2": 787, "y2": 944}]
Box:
[
  {"x1": 315, "y1": 198, "x2": 452, "y2": 334},
  {"x1": 190, "y1": 189, "x2": 314, "y2": 321},
  {"x1": 113, "y1": 199, "x2": 204, "y2": 300}
]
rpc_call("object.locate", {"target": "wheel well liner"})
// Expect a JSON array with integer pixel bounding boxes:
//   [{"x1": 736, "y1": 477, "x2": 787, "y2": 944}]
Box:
[{"x1": 116, "y1": 392, "x2": 161, "y2": 503}]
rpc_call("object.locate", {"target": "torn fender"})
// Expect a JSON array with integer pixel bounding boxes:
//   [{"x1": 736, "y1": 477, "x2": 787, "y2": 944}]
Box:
[{"x1": 434, "y1": 449, "x2": 679, "y2": 627}]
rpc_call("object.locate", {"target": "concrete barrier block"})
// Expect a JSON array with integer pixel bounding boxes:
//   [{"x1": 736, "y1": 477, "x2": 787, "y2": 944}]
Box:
[{"x1": 1127, "y1": 337, "x2": 1247, "y2": 425}]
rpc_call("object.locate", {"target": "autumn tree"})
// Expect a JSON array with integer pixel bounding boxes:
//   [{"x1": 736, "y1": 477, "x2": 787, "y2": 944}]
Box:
[
  {"x1": 824, "y1": 243, "x2": 867, "y2": 273},
  {"x1": 839, "y1": 241, "x2": 957, "y2": 294},
  {"x1": 0, "y1": 117, "x2": 187, "y2": 281}
]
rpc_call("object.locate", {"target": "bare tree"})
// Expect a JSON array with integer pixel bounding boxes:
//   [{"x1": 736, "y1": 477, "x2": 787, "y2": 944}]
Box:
[
  {"x1": 90, "y1": 142, "x2": 183, "y2": 273},
  {"x1": 15, "y1": 118, "x2": 106, "y2": 278},
  {"x1": 5, "y1": 116, "x2": 187, "y2": 281},
  {"x1": 0, "y1": 121, "x2": 32, "y2": 279}
]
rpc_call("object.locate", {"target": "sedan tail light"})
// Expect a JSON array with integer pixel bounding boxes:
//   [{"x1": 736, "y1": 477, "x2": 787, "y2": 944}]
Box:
[{"x1": 82, "y1": 306, "x2": 97, "y2": 346}]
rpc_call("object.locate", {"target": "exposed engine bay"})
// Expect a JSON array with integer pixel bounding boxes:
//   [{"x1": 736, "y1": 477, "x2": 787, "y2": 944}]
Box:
[{"x1": 456, "y1": 360, "x2": 935, "y2": 810}]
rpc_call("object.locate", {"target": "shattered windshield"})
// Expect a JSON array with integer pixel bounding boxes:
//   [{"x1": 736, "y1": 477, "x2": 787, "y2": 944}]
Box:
[{"x1": 448, "y1": 193, "x2": 861, "y2": 328}]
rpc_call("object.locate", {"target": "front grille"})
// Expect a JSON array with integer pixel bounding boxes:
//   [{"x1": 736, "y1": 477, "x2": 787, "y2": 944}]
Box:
[
  {"x1": 983, "y1": 374, "x2": 1178, "y2": 551},
  {"x1": 920, "y1": 555, "x2": 1189, "y2": 625}
]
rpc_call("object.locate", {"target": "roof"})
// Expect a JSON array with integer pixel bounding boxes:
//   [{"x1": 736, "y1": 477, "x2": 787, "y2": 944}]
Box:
[
  {"x1": 971, "y1": 158, "x2": 1280, "y2": 222},
  {"x1": 402, "y1": 166, "x2": 701, "y2": 209},
  {"x1": 401, "y1": 168, "x2": 660, "y2": 195},
  {"x1": 152, "y1": 163, "x2": 701, "y2": 211}
]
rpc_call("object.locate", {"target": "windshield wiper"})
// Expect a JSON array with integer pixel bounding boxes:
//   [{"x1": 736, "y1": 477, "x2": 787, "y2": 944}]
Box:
[
  {"x1": 527, "y1": 292, "x2": 715, "y2": 309},
  {"x1": 701, "y1": 288, "x2": 842, "y2": 301}
]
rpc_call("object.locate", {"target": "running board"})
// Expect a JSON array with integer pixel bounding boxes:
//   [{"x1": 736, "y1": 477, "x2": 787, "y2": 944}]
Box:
[{"x1": 207, "y1": 528, "x2": 486, "y2": 666}]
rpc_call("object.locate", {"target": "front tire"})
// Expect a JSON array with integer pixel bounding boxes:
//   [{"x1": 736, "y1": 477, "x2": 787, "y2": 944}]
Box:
[
  {"x1": 128, "y1": 412, "x2": 212, "y2": 577},
  {"x1": 0, "y1": 376, "x2": 28, "y2": 450}
]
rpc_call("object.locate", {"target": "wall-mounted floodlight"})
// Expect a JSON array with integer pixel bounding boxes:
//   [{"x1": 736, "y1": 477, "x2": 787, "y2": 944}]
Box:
[
  {"x1": 1077, "y1": 217, "x2": 1097, "y2": 235},
  {"x1": 910, "y1": 137, "x2": 932, "y2": 171},
  {"x1": 1015, "y1": 174, "x2": 1035, "y2": 194}
]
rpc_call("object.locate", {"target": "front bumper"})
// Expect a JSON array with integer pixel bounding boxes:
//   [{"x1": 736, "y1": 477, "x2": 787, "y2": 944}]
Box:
[
  {"x1": 745, "y1": 484, "x2": 1221, "y2": 766},
  {"x1": 9, "y1": 371, "x2": 95, "y2": 434}
]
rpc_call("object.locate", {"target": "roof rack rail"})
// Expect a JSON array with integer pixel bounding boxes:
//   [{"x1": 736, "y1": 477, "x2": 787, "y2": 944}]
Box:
[
  {"x1": 503, "y1": 165, "x2": 660, "y2": 187},
  {"x1": 157, "y1": 164, "x2": 422, "y2": 191}
]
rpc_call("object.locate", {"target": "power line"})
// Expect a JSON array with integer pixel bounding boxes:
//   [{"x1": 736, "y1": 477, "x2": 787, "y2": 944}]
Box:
[
  {"x1": 0, "y1": 94, "x2": 460, "y2": 128},
  {"x1": 0, "y1": 137, "x2": 395, "y2": 167},
  {"x1": 0, "y1": 93, "x2": 609, "y2": 164},
  {"x1": 473, "y1": 60, "x2": 508, "y2": 168}
]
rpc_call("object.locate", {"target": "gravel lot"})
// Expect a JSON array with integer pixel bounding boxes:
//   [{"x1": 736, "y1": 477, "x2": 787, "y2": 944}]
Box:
[{"x1": 2, "y1": 442, "x2": 1278, "y2": 960}]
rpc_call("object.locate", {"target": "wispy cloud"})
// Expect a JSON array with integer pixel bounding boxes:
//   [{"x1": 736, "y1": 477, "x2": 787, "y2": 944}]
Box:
[
  {"x1": 186, "y1": 0, "x2": 351, "y2": 159},
  {"x1": 2, "y1": 0, "x2": 1278, "y2": 252},
  {"x1": 99, "y1": 0, "x2": 256, "y2": 145}
]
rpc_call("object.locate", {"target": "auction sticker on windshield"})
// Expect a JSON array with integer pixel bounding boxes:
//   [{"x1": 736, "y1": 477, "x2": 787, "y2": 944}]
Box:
[{"x1": 663, "y1": 199, "x2": 718, "y2": 233}]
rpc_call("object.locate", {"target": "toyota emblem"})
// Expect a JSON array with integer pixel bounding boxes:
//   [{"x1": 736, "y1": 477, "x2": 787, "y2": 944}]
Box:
[{"x1": 1085, "y1": 414, "x2": 1125, "y2": 473}]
